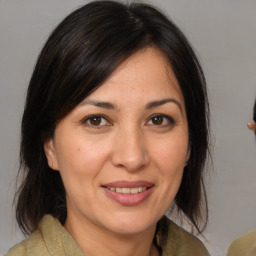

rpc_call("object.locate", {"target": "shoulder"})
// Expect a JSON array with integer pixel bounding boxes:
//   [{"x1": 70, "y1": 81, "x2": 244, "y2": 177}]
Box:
[
  {"x1": 5, "y1": 215, "x2": 84, "y2": 256},
  {"x1": 5, "y1": 215, "x2": 56, "y2": 256},
  {"x1": 5, "y1": 229, "x2": 47, "y2": 256},
  {"x1": 158, "y1": 217, "x2": 210, "y2": 256},
  {"x1": 227, "y1": 230, "x2": 256, "y2": 256},
  {"x1": 5, "y1": 240, "x2": 26, "y2": 256}
]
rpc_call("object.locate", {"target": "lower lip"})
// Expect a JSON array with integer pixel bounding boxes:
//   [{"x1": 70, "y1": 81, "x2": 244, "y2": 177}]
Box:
[{"x1": 102, "y1": 187, "x2": 154, "y2": 206}]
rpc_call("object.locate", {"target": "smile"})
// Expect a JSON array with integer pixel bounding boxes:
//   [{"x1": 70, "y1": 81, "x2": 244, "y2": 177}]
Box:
[
  {"x1": 107, "y1": 187, "x2": 147, "y2": 194},
  {"x1": 102, "y1": 181, "x2": 154, "y2": 206}
]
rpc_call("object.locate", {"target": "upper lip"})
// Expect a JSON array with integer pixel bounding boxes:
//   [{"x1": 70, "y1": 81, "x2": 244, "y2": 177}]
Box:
[{"x1": 101, "y1": 180, "x2": 154, "y2": 188}]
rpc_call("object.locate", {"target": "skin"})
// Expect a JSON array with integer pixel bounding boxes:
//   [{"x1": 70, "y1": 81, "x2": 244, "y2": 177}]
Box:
[
  {"x1": 44, "y1": 47, "x2": 190, "y2": 256},
  {"x1": 247, "y1": 121, "x2": 256, "y2": 133}
]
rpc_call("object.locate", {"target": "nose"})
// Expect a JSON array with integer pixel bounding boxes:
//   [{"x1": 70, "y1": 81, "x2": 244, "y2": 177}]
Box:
[{"x1": 111, "y1": 127, "x2": 149, "y2": 172}]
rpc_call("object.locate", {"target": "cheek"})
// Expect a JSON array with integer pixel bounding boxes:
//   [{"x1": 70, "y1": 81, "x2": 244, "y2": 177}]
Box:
[
  {"x1": 150, "y1": 133, "x2": 188, "y2": 200},
  {"x1": 55, "y1": 136, "x2": 113, "y2": 205},
  {"x1": 148, "y1": 134, "x2": 188, "y2": 214},
  {"x1": 55, "y1": 134, "x2": 112, "y2": 179},
  {"x1": 151, "y1": 134, "x2": 189, "y2": 174}
]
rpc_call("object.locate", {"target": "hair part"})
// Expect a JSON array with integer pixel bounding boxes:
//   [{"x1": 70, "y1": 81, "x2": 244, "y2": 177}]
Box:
[{"x1": 16, "y1": 0, "x2": 210, "y2": 237}]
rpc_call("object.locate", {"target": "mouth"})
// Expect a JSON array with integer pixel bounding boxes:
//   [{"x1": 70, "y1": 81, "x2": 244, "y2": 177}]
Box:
[
  {"x1": 105, "y1": 186, "x2": 148, "y2": 194},
  {"x1": 101, "y1": 181, "x2": 154, "y2": 206}
]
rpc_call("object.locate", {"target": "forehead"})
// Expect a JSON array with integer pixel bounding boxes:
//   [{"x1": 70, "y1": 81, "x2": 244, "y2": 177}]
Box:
[{"x1": 84, "y1": 47, "x2": 185, "y2": 107}]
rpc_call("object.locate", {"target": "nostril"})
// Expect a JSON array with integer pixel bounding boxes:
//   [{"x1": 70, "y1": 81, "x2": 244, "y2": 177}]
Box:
[
  {"x1": 110, "y1": 130, "x2": 149, "y2": 171},
  {"x1": 111, "y1": 150, "x2": 149, "y2": 171}
]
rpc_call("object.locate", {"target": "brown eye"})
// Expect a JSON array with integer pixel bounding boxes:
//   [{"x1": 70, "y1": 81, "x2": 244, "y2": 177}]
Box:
[
  {"x1": 89, "y1": 116, "x2": 102, "y2": 126},
  {"x1": 83, "y1": 115, "x2": 110, "y2": 127},
  {"x1": 151, "y1": 116, "x2": 164, "y2": 125},
  {"x1": 147, "y1": 114, "x2": 175, "y2": 127}
]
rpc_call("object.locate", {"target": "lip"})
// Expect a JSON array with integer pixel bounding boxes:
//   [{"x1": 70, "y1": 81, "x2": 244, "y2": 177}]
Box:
[
  {"x1": 101, "y1": 180, "x2": 154, "y2": 206},
  {"x1": 102, "y1": 180, "x2": 154, "y2": 188}
]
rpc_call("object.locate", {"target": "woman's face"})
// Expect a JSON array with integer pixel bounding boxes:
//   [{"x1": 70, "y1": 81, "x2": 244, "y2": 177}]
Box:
[{"x1": 45, "y1": 47, "x2": 190, "y2": 235}]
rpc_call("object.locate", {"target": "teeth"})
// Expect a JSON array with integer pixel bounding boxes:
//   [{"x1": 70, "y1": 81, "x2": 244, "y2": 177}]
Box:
[
  {"x1": 131, "y1": 188, "x2": 139, "y2": 194},
  {"x1": 116, "y1": 188, "x2": 122, "y2": 193},
  {"x1": 122, "y1": 188, "x2": 131, "y2": 194},
  {"x1": 108, "y1": 187, "x2": 147, "y2": 194}
]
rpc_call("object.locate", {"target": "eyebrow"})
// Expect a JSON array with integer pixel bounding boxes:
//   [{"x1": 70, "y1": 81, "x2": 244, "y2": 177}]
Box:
[
  {"x1": 80, "y1": 100, "x2": 118, "y2": 110},
  {"x1": 81, "y1": 98, "x2": 183, "y2": 114},
  {"x1": 146, "y1": 98, "x2": 183, "y2": 114}
]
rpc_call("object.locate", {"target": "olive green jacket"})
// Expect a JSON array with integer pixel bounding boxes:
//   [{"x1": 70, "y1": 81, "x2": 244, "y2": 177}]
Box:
[
  {"x1": 227, "y1": 230, "x2": 256, "y2": 256},
  {"x1": 5, "y1": 215, "x2": 209, "y2": 256}
]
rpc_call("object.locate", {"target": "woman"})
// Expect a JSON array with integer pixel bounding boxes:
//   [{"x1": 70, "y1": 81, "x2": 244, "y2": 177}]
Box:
[
  {"x1": 6, "y1": 1, "x2": 210, "y2": 255},
  {"x1": 226, "y1": 99, "x2": 256, "y2": 256}
]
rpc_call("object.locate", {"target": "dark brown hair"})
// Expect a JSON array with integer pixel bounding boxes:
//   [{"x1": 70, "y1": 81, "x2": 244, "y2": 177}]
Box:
[{"x1": 16, "y1": 0, "x2": 210, "y2": 236}]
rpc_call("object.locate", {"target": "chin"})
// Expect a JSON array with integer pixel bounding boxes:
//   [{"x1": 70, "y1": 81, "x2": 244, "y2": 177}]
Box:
[{"x1": 103, "y1": 212, "x2": 159, "y2": 235}]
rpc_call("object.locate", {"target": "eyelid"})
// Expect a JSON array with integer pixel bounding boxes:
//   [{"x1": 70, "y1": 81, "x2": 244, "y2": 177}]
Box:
[
  {"x1": 81, "y1": 114, "x2": 112, "y2": 127},
  {"x1": 146, "y1": 114, "x2": 175, "y2": 126}
]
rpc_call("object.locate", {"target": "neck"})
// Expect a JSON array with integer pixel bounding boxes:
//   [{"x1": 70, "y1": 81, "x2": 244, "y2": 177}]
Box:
[{"x1": 64, "y1": 212, "x2": 159, "y2": 256}]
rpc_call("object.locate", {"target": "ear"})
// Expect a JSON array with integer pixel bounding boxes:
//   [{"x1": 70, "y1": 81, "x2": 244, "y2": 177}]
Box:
[
  {"x1": 44, "y1": 138, "x2": 58, "y2": 170},
  {"x1": 247, "y1": 121, "x2": 256, "y2": 131}
]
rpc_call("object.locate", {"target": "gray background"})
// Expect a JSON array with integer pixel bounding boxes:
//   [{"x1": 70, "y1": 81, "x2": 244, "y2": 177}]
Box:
[{"x1": 1, "y1": 0, "x2": 255, "y2": 255}]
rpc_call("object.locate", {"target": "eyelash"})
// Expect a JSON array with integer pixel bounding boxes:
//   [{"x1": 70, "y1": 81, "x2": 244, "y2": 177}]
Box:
[
  {"x1": 81, "y1": 114, "x2": 175, "y2": 128},
  {"x1": 146, "y1": 114, "x2": 175, "y2": 127},
  {"x1": 81, "y1": 114, "x2": 112, "y2": 128}
]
